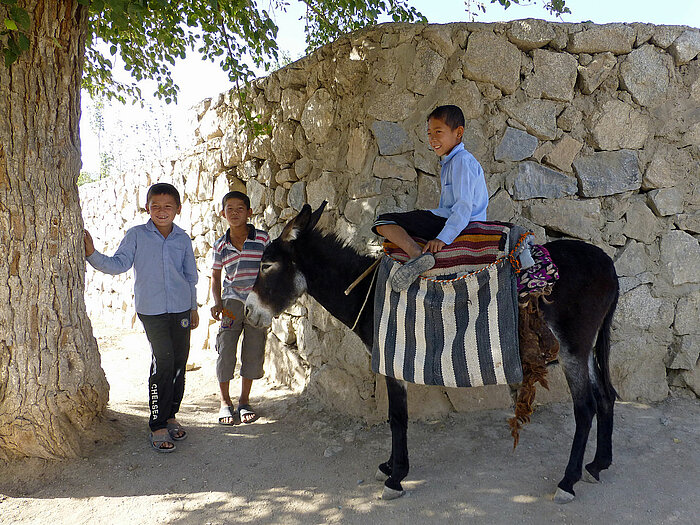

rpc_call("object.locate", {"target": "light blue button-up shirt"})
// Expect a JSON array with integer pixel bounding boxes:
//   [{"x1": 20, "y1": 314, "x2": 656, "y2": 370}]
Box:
[
  {"x1": 87, "y1": 220, "x2": 198, "y2": 315},
  {"x1": 430, "y1": 143, "x2": 489, "y2": 245}
]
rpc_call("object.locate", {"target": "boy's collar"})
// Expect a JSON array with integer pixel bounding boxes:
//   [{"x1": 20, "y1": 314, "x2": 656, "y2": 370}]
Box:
[
  {"x1": 146, "y1": 219, "x2": 180, "y2": 235},
  {"x1": 440, "y1": 142, "x2": 465, "y2": 165},
  {"x1": 225, "y1": 224, "x2": 255, "y2": 244}
]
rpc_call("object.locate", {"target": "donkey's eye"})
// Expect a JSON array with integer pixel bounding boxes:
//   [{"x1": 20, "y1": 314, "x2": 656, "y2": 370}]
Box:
[{"x1": 261, "y1": 262, "x2": 274, "y2": 273}]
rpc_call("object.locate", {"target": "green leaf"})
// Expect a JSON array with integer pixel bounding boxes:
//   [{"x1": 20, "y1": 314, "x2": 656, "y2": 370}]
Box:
[
  {"x1": 9, "y1": 6, "x2": 30, "y2": 30},
  {"x1": 0, "y1": 0, "x2": 18, "y2": 5},
  {"x1": 18, "y1": 32, "x2": 29, "y2": 51},
  {"x1": 77, "y1": 0, "x2": 90, "y2": 6},
  {"x1": 3, "y1": 47, "x2": 17, "y2": 67},
  {"x1": 4, "y1": 18, "x2": 18, "y2": 31}
]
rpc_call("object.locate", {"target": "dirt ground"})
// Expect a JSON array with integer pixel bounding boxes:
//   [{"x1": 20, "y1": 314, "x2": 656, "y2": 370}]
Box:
[{"x1": 1, "y1": 320, "x2": 699, "y2": 525}]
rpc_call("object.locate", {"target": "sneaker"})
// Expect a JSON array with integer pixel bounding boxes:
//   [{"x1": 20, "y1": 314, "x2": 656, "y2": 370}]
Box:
[{"x1": 391, "y1": 253, "x2": 435, "y2": 292}]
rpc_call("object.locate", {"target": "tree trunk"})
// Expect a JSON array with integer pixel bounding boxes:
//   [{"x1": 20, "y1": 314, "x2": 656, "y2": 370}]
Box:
[{"x1": 0, "y1": 0, "x2": 109, "y2": 460}]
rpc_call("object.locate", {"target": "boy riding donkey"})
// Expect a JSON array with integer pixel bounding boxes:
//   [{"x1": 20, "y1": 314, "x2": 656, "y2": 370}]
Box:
[{"x1": 373, "y1": 105, "x2": 489, "y2": 289}]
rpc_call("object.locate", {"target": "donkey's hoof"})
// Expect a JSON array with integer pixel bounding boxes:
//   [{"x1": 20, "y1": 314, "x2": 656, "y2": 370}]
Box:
[
  {"x1": 375, "y1": 468, "x2": 389, "y2": 482},
  {"x1": 582, "y1": 468, "x2": 599, "y2": 484},
  {"x1": 381, "y1": 486, "x2": 406, "y2": 500},
  {"x1": 553, "y1": 487, "x2": 575, "y2": 504}
]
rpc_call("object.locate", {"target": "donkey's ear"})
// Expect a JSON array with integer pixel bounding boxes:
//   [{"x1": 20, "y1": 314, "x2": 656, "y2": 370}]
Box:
[
  {"x1": 307, "y1": 201, "x2": 327, "y2": 231},
  {"x1": 280, "y1": 204, "x2": 312, "y2": 242}
]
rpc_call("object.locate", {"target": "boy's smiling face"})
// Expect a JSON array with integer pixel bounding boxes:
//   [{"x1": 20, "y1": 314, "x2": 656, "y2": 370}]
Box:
[
  {"x1": 427, "y1": 116, "x2": 464, "y2": 157},
  {"x1": 222, "y1": 197, "x2": 252, "y2": 229},
  {"x1": 146, "y1": 193, "x2": 180, "y2": 232}
]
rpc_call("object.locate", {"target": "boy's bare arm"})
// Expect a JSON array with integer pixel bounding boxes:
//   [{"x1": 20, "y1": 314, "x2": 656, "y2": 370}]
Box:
[
  {"x1": 83, "y1": 229, "x2": 95, "y2": 257},
  {"x1": 211, "y1": 269, "x2": 223, "y2": 320}
]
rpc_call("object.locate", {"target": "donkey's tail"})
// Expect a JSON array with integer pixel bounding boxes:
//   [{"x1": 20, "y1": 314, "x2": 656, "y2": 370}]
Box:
[{"x1": 594, "y1": 285, "x2": 619, "y2": 402}]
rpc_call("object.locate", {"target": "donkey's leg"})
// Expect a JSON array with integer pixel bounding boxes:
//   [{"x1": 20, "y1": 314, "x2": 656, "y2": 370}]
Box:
[
  {"x1": 555, "y1": 349, "x2": 597, "y2": 503},
  {"x1": 379, "y1": 376, "x2": 409, "y2": 500},
  {"x1": 584, "y1": 381, "x2": 615, "y2": 482}
]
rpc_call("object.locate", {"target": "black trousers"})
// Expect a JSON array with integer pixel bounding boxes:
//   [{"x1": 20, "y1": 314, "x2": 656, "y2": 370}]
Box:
[
  {"x1": 138, "y1": 311, "x2": 191, "y2": 432},
  {"x1": 372, "y1": 210, "x2": 447, "y2": 240}
]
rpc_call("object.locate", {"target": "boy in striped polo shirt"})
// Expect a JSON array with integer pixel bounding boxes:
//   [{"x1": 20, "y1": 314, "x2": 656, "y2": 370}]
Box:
[{"x1": 211, "y1": 191, "x2": 270, "y2": 425}]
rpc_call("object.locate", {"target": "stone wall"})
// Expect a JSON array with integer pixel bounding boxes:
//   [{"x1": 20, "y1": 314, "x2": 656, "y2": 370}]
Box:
[{"x1": 80, "y1": 20, "x2": 700, "y2": 421}]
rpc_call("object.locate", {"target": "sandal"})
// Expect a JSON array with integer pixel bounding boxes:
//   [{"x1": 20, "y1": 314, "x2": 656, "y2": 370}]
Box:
[
  {"x1": 218, "y1": 405, "x2": 235, "y2": 426},
  {"x1": 391, "y1": 253, "x2": 435, "y2": 292},
  {"x1": 166, "y1": 422, "x2": 187, "y2": 441},
  {"x1": 150, "y1": 432, "x2": 176, "y2": 453},
  {"x1": 238, "y1": 404, "x2": 259, "y2": 424}
]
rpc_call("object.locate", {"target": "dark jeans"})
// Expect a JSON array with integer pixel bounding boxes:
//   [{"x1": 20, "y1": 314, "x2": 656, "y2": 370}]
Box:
[
  {"x1": 138, "y1": 311, "x2": 191, "y2": 432},
  {"x1": 372, "y1": 210, "x2": 447, "y2": 240}
]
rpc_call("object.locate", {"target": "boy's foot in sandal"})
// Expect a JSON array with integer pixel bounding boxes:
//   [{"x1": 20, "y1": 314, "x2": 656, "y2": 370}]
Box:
[
  {"x1": 391, "y1": 253, "x2": 435, "y2": 292},
  {"x1": 218, "y1": 405, "x2": 235, "y2": 425},
  {"x1": 238, "y1": 404, "x2": 259, "y2": 424},
  {"x1": 150, "y1": 430, "x2": 176, "y2": 453},
  {"x1": 166, "y1": 420, "x2": 187, "y2": 441}
]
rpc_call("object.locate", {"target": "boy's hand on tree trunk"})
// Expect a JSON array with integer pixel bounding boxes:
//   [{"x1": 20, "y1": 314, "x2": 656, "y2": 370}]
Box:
[{"x1": 83, "y1": 229, "x2": 95, "y2": 257}]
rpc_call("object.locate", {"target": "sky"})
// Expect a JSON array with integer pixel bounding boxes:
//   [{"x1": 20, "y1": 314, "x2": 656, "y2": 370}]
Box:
[{"x1": 80, "y1": 0, "x2": 700, "y2": 174}]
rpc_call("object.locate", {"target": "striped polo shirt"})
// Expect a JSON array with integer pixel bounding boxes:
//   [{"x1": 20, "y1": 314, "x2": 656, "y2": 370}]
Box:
[{"x1": 212, "y1": 225, "x2": 270, "y2": 303}]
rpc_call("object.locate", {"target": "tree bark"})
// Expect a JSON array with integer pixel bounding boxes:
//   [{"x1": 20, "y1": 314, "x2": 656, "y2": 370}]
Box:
[{"x1": 0, "y1": 0, "x2": 109, "y2": 460}]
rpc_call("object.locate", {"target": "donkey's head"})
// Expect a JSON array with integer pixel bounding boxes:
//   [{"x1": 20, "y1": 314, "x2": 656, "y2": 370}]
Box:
[{"x1": 245, "y1": 202, "x2": 327, "y2": 327}]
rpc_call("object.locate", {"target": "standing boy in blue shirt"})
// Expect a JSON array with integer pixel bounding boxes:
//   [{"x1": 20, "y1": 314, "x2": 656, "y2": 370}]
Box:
[
  {"x1": 84, "y1": 183, "x2": 199, "y2": 453},
  {"x1": 210, "y1": 191, "x2": 270, "y2": 426},
  {"x1": 373, "y1": 104, "x2": 489, "y2": 291}
]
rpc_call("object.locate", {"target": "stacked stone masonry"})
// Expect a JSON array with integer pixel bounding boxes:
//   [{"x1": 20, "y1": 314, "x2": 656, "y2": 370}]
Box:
[{"x1": 80, "y1": 20, "x2": 700, "y2": 422}]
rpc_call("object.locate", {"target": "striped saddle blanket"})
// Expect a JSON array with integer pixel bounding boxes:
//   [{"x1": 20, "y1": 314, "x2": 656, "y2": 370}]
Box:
[{"x1": 371, "y1": 224, "x2": 528, "y2": 388}]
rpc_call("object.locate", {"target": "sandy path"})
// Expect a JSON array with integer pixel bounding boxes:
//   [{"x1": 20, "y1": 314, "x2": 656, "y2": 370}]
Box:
[{"x1": 1, "y1": 320, "x2": 699, "y2": 524}]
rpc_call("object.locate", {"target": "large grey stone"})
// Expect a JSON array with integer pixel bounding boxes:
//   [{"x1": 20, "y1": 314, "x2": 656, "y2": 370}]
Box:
[
  {"x1": 494, "y1": 127, "x2": 538, "y2": 162},
  {"x1": 651, "y1": 25, "x2": 685, "y2": 48},
  {"x1": 610, "y1": 332, "x2": 669, "y2": 402},
  {"x1": 507, "y1": 18, "x2": 555, "y2": 51},
  {"x1": 567, "y1": 24, "x2": 636, "y2": 54},
  {"x1": 271, "y1": 121, "x2": 299, "y2": 164},
  {"x1": 346, "y1": 127, "x2": 373, "y2": 174},
  {"x1": 246, "y1": 178, "x2": 267, "y2": 213},
  {"x1": 408, "y1": 40, "x2": 446, "y2": 95},
  {"x1": 620, "y1": 45, "x2": 672, "y2": 107},
  {"x1": 622, "y1": 200, "x2": 662, "y2": 244},
  {"x1": 281, "y1": 88, "x2": 306, "y2": 121},
  {"x1": 614, "y1": 240, "x2": 653, "y2": 278},
  {"x1": 524, "y1": 49, "x2": 578, "y2": 102},
  {"x1": 462, "y1": 31, "x2": 521, "y2": 95},
  {"x1": 440, "y1": 79, "x2": 484, "y2": 120},
  {"x1": 660, "y1": 230, "x2": 700, "y2": 285},
  {"x1": 573, "y1": 150, "x2": 641, "y2": 198},
  {"x1": 301, "y1": 88, "x2": 335, "y2": 144},
  {"x1": 372, "y1": 155, "x2": 417, "y2": 181},
  {"x1": 523, "y1": 198, "x2": 604, "y2": 241},
  {"x1": 589, "y1": 100, "x2": 650, "y2": 151},
  {"x1": 616, "y1": 285, "x2": 674, "y2": 331},
  {"x1": 676, "y1": 212, "x2": 700, "y2": 235},
  {"x1": 486, "y1": 189, "x2": 517, "y2": 222},
  {"x1": 647, "y1": 187, "x2": 685, "y2": 217},
  {"x1": 415, "y1": 173, "x2": 440, "y2": 209},
  {"x1": 370, "y1": 121, "x2": 413, "y2": 156},
  {"x1": 668, "y1": 335, "x2": 700, "y2": 371},
  {"x1": 307, "y1": 172, "x2": 337, "y2": 210},
  {"x1": 668, "y1": 29, "x2": 700, "y2": 65},
  {"x1": 287, "y1": 181, "x2": 306, "y2": 211},
  {"x1": 508, "y1": 161, "x2": 578, "y2": 200},
  {"x1": 497, "y1": 98, "x2": 559, "y2": 140},
  {"x1": 577, "y1": 52, "x2": 616, "y2": 95},
  {"x1": 643, "y1": 145, "x2": 692, "y2": 189},
  {"x1": 674, "y1": 292, "x2": 700, "y2": 335},
  {"x1": 344, "y1": 197, "x2": 381, "y2": 226},
  {"x1": 220, "y1": 127, "x2": 248, "y2": 167},
  {"x1": 367, "y1": 91, "x2": 416, "y2": 122}
]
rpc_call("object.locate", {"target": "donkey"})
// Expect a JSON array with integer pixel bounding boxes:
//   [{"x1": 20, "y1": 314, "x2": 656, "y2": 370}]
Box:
[{"x1": 245, "y1": 202, "x2": 620, "y2": 503}]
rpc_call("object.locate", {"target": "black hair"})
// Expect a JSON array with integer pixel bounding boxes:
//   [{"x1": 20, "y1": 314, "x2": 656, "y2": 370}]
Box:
[
  {"x1": 427, "y1": 104, "x2": 465, "y2": 130},
  {"x1": 221, "y1": 191, "x2": 250, "y2": 210},
  {"x1": 146, "y1": 183, "x2": 181, "y2": 207}
]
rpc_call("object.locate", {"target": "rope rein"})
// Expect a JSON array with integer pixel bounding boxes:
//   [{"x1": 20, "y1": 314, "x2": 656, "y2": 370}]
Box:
[{"x1": 350, "y1": 262, "x2": 379, "y2": 331}]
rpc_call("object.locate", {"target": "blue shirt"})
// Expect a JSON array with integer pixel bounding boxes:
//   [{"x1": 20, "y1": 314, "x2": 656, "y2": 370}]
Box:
[
  {"x1": 429, "y1": 143, "x2": 489, "y2": 245},
  {"x1": 87, "y1": 220, "x2": 198, "y2": 315},
  {"x1": 212, "y1": 225, "x2": 270, "y2": 303}
]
